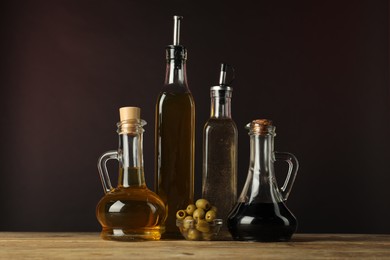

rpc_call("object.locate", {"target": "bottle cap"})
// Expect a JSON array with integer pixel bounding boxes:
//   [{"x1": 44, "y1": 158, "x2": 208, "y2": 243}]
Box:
[{"x1": 119, "y1": 107, "x2": 140, "y2": 121}]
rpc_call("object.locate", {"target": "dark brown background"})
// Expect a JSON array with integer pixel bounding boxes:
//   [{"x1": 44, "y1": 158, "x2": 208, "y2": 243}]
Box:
[{"x1": 1, "y1": 0, "x2": 389, "y2": 233}]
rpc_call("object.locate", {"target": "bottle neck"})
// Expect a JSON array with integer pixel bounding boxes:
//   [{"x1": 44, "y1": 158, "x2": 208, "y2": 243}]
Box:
[
  {"x1": 250, "y1": 134, "x2": 274, "y2": 176},
  {"x1": 165, "y1": 58, "x2": 188, "y2": 86},
  {"x1": 240, "y1": 133, "x2": 283, "y2": 204},
  {"x1": 211, "y1": 96, "x2": 232, "y2": 118},
  {"x1": 117, "y1": 130, "x2": 145, "y2": 188},
  {"x1": 164, "y1": 46, "x2": 188, "y2": 87}
]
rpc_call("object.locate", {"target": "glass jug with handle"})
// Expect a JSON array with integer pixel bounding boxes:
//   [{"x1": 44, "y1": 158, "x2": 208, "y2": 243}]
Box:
[
  {"x1": 227, "y1": 119, "x2": 299, "y2": 242},
  {"x1": 96, "y1": 107, "x2": 166, "y2": 241}
]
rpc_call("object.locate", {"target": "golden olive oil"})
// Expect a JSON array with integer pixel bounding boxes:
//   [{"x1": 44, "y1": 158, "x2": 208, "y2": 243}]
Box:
[
  {"x1": 96, "y1": 107, "x2": 166, "y2": 241},
  {"x1": 155, "y1": 90, "x2": 195, "y2": 238},
  {"x1": 155, "y1": 16, "x2": 195, "y2": 238},
  {"x1": 96, "y1": 176, "x2": 166, "y2": 241}
]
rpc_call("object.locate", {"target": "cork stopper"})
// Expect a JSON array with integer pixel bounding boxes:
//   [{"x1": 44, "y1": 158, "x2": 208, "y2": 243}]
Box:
[
  {"x1": 119, "y1": 107, "x2": 140, "y2": 122},
  {"x1": 117, "y1": 107, "x2": 145, "y2": 135},
  {"x1": 246, "y1": 119, "x2": 275, "y2": 135}
]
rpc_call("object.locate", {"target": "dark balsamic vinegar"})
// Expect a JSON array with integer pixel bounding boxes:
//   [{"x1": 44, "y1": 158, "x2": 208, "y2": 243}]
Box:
[
  {"x1": 227, "y1": 202, "x2": 297, "y2": 242},
  {"x1": 228, "y1": 120, "x2": 299, "y2": 242}
]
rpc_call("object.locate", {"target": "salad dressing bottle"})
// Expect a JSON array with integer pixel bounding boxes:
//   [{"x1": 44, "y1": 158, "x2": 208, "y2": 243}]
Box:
[{"x1": 155, "y1": 16, "x2": 195, "y2": 238}]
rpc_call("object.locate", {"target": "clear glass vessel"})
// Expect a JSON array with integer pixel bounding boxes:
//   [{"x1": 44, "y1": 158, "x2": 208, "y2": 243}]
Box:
[
  {"x1": 155, "y1": 16, "x2": 195, "y2": 238},
  {"x1": 96, "y1": 107, "x2": 167, "y2": 241},
  {"x1": 227, "y1": 119, "x2": 299, "y2": 242},
  {"x1": 202, "y1": 63, "x2": 237, "y2": 239}
]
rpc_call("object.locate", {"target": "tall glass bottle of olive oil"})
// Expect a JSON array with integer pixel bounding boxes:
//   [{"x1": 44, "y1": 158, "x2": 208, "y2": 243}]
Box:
[{"x1": 155, "y1": 15, "x2": 195, "y2": 238}]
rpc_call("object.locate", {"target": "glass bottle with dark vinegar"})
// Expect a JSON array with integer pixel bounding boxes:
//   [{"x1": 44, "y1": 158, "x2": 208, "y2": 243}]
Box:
[
  {"x1": 227, "y1": 119, "x2": 299, "y2": 242},
  {"x1": 96, "y1": 107, "x2": 166, "y2": 241},
  {"x1": 155, "y1": 15, "x2": 195, "y2": 238}
]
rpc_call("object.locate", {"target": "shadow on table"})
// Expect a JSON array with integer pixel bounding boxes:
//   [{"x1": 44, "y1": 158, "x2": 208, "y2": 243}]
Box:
[{"x1": 291, "y1": 234, "x2": 388, "y2": 243}]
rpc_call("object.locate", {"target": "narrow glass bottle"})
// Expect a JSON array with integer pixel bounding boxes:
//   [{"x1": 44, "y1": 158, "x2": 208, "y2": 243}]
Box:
[
  {"x1": 155, "y1": 16, "x2": 195, "y2": 238},
  {"x1": 96, "y1": 107, "x2": 167, "y2": 241},
  {"x1": 202, "y1": 63, "x2": 238, "y2": 238}
]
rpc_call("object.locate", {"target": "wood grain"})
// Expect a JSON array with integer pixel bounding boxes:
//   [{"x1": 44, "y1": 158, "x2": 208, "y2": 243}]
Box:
[{"x1": 0, "y1": 233, "x2": 389, "y2": 259}]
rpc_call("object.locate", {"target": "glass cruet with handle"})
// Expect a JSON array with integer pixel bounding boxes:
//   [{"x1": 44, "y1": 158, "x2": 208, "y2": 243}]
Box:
[{"x1": 227, "y1": 119, "x2": 299, "y2": 242}]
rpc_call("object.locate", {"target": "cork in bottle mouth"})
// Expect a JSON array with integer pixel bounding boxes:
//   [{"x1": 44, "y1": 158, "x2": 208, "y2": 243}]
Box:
[
  {"x1": 246, "y1": 119, "x2": 275, "y2": 136},
  {"x1": 119, "y1": 107, "x2": 140, "y2": 121},
  {"x1": 117, "y1": 107, "x2": 146, "y2": 134}
]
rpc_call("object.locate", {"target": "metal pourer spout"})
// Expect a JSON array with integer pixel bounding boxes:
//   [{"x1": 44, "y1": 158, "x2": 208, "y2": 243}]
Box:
[
  {"x1": 219, "y1": 63, "x2": 228, "y2": 85},
  {"x1": 173, "y1": 15, "x2": 183, "y2": 45},
  {"x1": 210, "y1": 63, "x2": 233, "y2": 98}
]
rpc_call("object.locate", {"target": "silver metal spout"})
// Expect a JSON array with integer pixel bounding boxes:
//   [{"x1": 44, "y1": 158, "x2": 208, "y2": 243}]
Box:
[
  {"x1": 173, "y1": 15, "x2": 183, "y2": 45},
  {"x1": 219, "y1": 63, "x2": 228, "y2": 85}
]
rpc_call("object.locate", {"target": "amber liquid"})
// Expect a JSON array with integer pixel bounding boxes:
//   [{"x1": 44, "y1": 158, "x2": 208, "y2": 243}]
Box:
[
  {"x1": 227, "y1": 202, "x2": 297, "y2": 242},
  {"x1": 155, "y1": 90, "x2": 195, "y2": 238},
  {"x1": 96, "y1": 167, "x2": 166, "y2": 241}
]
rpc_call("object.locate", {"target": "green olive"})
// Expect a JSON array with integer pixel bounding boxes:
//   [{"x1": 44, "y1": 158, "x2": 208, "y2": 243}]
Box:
[
  {"x1": 195, "y1": 199, "x2": 211, "y2": 211},
  {"x1": 176, "y1": 209, "x2": 187, "y2": 220},
  {"x1": 187, "y1": 228, "x2": 201, "y2": 240},
  {"x1": 186, "y1": 204, "x2": 196, "y2": 215},
  {"x1": 196, "y1": 219, "x2": 210, "y2": 233},
  {"x1": 192, "y1": 208, "x2": 205, "y2": 220},
  {"x1": 205, "y1": 210, "x2": 217, "y2": 222},
  {"x1": 183, "y1": 216, "x2": 194, "y2": 229}
]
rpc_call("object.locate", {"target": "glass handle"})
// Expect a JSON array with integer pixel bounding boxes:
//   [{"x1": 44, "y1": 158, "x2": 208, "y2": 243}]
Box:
[
  {"x1": 275, "y1": 152, "x2": 299, "y2": 201},
  {"x1": 97, "y1": 150, "x2": 118, "y2": 194}
]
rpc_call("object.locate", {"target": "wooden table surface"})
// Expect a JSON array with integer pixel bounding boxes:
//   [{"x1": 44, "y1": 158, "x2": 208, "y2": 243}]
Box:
[{"x1": 0, "y1": 233, "x2": 389, "y2": 259}]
